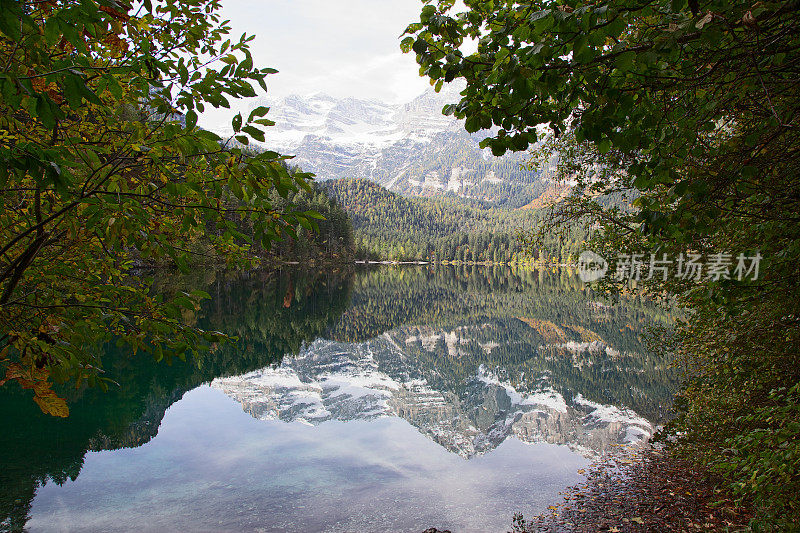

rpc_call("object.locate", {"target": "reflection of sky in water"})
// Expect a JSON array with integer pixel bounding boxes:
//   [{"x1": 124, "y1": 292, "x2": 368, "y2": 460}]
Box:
[{"x1": 29, "y1": 386, "x2": 588, "y2": 533}]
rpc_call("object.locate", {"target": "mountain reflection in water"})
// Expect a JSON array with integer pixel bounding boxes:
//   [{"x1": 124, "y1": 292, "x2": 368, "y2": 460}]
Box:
[
  {"x1": 0, "y1": 265, "x2": 678, "y2": 533},
  {"x1": 213, "y1": 335, "x2": 653, "y2": 459}
]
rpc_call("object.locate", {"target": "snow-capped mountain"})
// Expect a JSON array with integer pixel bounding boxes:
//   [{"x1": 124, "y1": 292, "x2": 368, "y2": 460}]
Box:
[
  {"x1": 239, "y1": 86, "x2": 547, "y2": 206},
  {"x1": 212, "y1": 329, "x2": 653, "y2": 459}
]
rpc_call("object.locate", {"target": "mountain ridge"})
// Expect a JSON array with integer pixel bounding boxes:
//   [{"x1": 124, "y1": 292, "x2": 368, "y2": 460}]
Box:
[{"x1": 245, "y1": 86, "x2": 548, "y2": 207}]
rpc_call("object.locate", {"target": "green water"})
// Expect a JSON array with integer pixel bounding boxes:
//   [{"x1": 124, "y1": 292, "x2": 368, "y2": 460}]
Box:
[{"x1": 0, "y1": 266, "x2": 677, "y2": 532}]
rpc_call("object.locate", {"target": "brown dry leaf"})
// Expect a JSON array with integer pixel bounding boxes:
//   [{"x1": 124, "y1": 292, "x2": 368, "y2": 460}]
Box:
[
  {"x1": 696, "y1": 11, "x2": 713, "y2": 29},
  {"x1": 99, "y1": 5, "x2": 131, "y2": 21},
  {"x1": 2, "y1": 363, "x2": 33, "y2": 388}
]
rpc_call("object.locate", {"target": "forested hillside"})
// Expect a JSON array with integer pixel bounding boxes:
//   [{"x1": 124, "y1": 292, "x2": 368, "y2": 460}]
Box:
[
  {"x1": 196, "y1": 147, "x2": 355, "y2": 264},
  {"x1": 259, "y1": 181, "x2": 354, "y2": 263},
  {"x1": 324, "y1": 178, "x2": 587, "y2": 263}
]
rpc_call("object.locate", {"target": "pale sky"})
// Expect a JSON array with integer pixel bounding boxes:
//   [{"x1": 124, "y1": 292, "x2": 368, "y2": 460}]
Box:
[{"x1": 199, "y1": 0, "x2": 433, "y2": 129}]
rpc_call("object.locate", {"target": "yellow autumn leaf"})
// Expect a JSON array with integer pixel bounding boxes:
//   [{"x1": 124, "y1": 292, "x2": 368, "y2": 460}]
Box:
[{"x1": 33, "y1": 389, "x2": 69, "y2": 418}]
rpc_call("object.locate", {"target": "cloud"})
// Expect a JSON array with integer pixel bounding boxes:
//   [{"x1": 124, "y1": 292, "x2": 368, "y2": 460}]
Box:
[{"x1": 215, "y1": 0, "x2": 429, "y2": 103}]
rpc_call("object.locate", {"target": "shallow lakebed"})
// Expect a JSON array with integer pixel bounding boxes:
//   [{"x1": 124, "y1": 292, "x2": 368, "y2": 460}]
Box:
[{"x1": 2, "y1": 266, "x2": 677, "y2": 532}]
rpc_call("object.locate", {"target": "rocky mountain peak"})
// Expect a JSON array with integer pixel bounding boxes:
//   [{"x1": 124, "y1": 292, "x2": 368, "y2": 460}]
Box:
[{"x1": 239, "y1": 86, "x2": 545, "y2": 206}]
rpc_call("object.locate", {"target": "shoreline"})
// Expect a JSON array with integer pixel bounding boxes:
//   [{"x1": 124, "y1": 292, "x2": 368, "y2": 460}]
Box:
[
  {"x1": 510, "y1": 445, "x2": 751, "y2": 533},
  {"x1": 353, "y1": 259, "x2": 579, "y2": 267}
]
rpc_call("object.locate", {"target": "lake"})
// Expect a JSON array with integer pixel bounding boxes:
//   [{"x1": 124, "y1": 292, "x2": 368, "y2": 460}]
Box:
[{"x1": 0, "y1": 266, "x2": 677, "y2": 532}]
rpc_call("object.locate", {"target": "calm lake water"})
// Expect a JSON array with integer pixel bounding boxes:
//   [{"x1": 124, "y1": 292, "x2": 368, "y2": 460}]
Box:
[{"x1": 1, "y1": 266, "x2": 677, "y2": 533}]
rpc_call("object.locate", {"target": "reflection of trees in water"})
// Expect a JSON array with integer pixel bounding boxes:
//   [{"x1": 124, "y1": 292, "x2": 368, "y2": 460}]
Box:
[
  {"x1": 331, "y1": 265, "x2": 677, "y2": 424},
  {"x1": 0, "y1": 268, "x2": 353, "y2": 533},
  {"x1": 0, "y1": 265, "x2": 677, "y2": 532}
]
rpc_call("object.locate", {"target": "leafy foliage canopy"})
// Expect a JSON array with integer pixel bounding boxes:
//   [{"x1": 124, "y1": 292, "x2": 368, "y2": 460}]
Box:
[
  {"x1": 405, "y1": 0, "x2": 800, "y2": 526},
  {"x1": 0, "y1": 0, "x2": 320, "y2": 415}
]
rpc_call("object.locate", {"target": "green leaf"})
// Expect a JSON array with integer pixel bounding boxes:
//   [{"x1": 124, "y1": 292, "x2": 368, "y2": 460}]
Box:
[
  {"x1": 248, "y1": 106, "x2": 269, "y2": 121},
  {"x1": 242, "y1": 125, "x2": 265, "y2": 142},
  {"x1": 35, "y1": 97, "x2": 56, "y2": 129},
  {"x1": 400, "y1": 36, "x2": 415, "y2": 53},
  {"x1": 0, "y1": 2, "x2": 24, "y2": 40},
  {"x1": 185, "y1": 109, "x2": 197, "y2": 130},
  {"x1": 615, "y1": 51, "x2": 636, "y2": 71}
]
